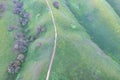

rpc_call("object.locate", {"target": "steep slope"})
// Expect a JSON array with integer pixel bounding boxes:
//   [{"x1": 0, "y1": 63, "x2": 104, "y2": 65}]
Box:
[
  {"x1": 66, "y1": 0, "x2": 120, "y2": 63},
  {"x1": 0, "y1": 0, "x2": 120, "y2": 80},
  {"x1": 16, "y1": 0, "x2": 120, "y2": 80},
  {"x1": 106, "y1": 0, "x2": 120, "y2": 16},
  {"x1": 0, "y1": 1, "x2": 18, "y2": 80}
]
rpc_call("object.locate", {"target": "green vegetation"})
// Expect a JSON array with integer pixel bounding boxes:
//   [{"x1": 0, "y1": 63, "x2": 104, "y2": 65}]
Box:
[
  {"x1": 66, "y1": 0, "x2": 120, "y2": 63},
  {"x1": 0, "y1": 0, "x2": 120, "y2": 80}
]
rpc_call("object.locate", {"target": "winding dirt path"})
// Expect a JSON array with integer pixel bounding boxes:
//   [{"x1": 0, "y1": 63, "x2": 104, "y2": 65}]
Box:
[{"x1": 45, "y1": 0, "x2": 58, "y2": 80}]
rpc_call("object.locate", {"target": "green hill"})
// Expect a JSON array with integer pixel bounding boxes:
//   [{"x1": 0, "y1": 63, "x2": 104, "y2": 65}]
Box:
[{"x1": 0, "y1": 0, "x2": 120, "y2": 80}]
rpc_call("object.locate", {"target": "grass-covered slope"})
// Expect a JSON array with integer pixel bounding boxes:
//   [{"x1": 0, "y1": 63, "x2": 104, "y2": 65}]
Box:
[
  {"x1": 0, "y1": 1, "x2": 18, "y2": 80},
  {"x1": 0, "y1": 0, "x2": 120, "y2": 80},
  {"x1": 106, "y1": 0, "x2": 120, "y2": 16},
  {"x1": 66, "y1": 0, "x2": 120, "y2": 63}
]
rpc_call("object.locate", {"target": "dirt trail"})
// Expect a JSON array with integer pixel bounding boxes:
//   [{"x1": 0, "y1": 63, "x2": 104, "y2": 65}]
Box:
[{"x1": 45, "y1": 0, "x2": 58, "y2": 80}]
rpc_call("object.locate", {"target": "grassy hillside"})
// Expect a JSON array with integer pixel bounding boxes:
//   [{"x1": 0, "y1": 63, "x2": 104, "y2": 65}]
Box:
[
  {"x1": 106, "y1": 0, "x2": 120, "y2": 16},
  {"x1": 66, "y1": 0, "x2": 120, "y2": 63},
  {"x1": 0, "y1": 0, "x2": 120, "y2": 80},
  {"x1": 0, "y1": 1, "x2": 18, "y2": 79}
]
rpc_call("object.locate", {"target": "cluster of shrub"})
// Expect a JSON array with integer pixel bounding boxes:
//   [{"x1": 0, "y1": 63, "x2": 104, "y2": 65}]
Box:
[
  {"x1": 8, "y1": 0, "x2": 45, "y2": 74},
  {"x1": 0, "y1": 3, "x2": 5, "y2": 17},
  {"x1": 13, "y1": 0, "x2": 29, "y2": 27},
  {"x1": 0, "y1": 3, "x2": 5, "y2": 12},
  {"x1": 8, "y1": 0, "x2": 29, "y2": 74},
  {"x1": 8, "y1": 53, "x2": 25, "y2": 74}
]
